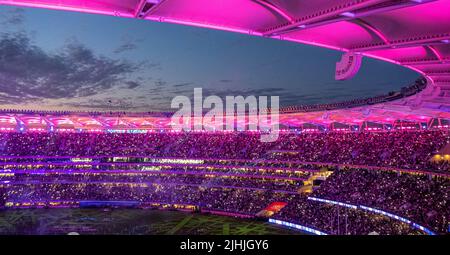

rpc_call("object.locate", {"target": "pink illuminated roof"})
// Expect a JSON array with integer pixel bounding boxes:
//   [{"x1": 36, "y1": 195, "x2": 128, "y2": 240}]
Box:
[
  {"x1": 0, "y1": 115, "x2": 17, "y2": 126},
  {"x1": 0, "y1": 109, "x2": 447, "y2": 130},
  {"x1": 0, "y1": 0, "x2": 449, "y2": 124},
  {"x1": 46, "y1": 116, "x2": 74, "y2": 127}
]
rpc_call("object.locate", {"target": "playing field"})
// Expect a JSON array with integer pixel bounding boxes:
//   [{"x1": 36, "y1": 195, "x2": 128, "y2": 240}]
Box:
[{"x1": 0, "y1": 209, "x2": 304, "y2": 235}]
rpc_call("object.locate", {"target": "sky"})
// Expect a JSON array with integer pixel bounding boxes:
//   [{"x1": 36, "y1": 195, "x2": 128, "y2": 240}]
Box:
[{"x1": 0, "y1": 5, "x2": 419, "y2": 112}]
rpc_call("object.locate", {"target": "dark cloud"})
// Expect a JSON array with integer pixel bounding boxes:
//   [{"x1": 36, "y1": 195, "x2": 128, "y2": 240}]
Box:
[
  {"x1": 1, "y1": 8, "x2": 25, "y2": 26},
  {"x1": 173, "y1": 82, "x2": 193, "y2": 88},
  {"x1": 125, "y1": 81, "x2": 141, "y2": 89},
  {"x1": 0, "y1": 32, "x2": 142, "y2": 104},
  {"x1": 154, "y1": 79, "x2": 167, "y2": 87},
  {"x1": 147, "y1": 87, "x2": 164, "y2": 94},
  {"x1": 113, "y1": 41, "x2": 138, "y2": 54}
]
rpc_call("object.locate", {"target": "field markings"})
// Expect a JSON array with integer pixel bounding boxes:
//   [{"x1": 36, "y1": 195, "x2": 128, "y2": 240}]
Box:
[
  {"x1": 222, "y1": 223, "x2": 230, "y2": 235},
  {"x1": 166, "y1": 215, "x2": 193, "y2": 234}
]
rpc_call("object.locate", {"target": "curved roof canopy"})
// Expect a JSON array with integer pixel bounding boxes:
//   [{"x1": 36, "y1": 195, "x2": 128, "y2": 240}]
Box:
[{"x1": 0, "y1": 0, "x2": 449, "y2": 125}]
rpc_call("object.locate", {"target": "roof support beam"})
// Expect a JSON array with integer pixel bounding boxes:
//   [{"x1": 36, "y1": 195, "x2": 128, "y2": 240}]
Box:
[
  {"x1": 427, "y1": 72, "x2": 450, "y2": 76},
  {"x1": 427, "y1": 46, "x2": 443, "y2": 61},
  {"x1": 351, "y1": 36, "x2": 450, "y2": 52},
  {"x1": 433, "y1": 79, "x2": 450, "y2": 84},
  {"x1": 13, "y1": 115, "x2": 24, "y2": 127},
  {"x1": 253, "y1": 0, "x2": 295, "y2": 24},
  {"x1": 124, "y1": 119, "x2": 138, "y2": 128},
  {"x1": 133, "y1": 0, "x2": 148, "y2": 18},
  {"x1": 135, "y1": 0, "x2": 166, "y2": 19},
  {"x1": 402, "y1": 59, "x2": 450, "y2": 65},
  {"x1": 92, "y1": 117, "x2": 111, "y2": 128},
  {"x1": 263, "y1": 0, "x2": 436, "y2": 37},
  {"x1": 68, "y1": 117, "x2": 83, "y2": 128},
  {"x1": 351, "y1": 19, "x2": 390, "y2": 45},
  {"x1": 115, "y1": 117, "x2": 134, "y2": 128}
]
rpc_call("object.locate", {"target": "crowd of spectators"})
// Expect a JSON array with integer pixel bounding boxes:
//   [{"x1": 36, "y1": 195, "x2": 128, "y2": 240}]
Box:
[
  {"x1": 0, "y1": 128, "x2": 449, "y2": 235},
  {"x1": 267, "y1": 131, "x2": 449, "y2": 172},
  {"x1": 313, "y1": 168, "x2": 449, "y2": 233},
  {"x1": 0, "y1": 130, "x2": 448, "y2": 172},
  {"x1": 274, "y1": 196, "x2": 422, "y2": 235},
  {"x1": 1, "y1": 172, "x2": 303, "y2": 192},
  {"x1": 0, "y1": 183, "x2": 290, "y2": 215},
  {"x1": 1, "y1": 179, "x2": 435, "y2": 235},
  {"x1": 0, "y1": 161, "x2": 312, "y2": 180}
]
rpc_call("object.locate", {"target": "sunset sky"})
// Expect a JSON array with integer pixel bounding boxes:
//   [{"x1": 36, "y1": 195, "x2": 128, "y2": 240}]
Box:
[{"x1": 0, "y1": 5, "x2": 419, "y2": 112}]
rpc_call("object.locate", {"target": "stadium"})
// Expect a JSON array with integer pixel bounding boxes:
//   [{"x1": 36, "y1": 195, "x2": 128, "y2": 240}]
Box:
[{"x1": 0, "y1": 0, "x2": 449, "y2": 236}]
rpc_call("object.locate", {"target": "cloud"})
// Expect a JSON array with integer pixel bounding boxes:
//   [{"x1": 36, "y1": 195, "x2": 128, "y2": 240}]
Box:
[
  {"x1": 113, "y1": 41, "x2": 138, "y2": 54},
  {"x1": 154, "y1": 79, "x2": 167, "y2": 87},
  {"x1": 1, "y1": 8, "x2": 25, "y2": 26},
  {"x1": 173, "y1": 82, "x2": 193, "y2": 88},
  {"x1": 0, "y1": 32, "x2": 142, "y2": 104},
  {"x1": 125, "y1": 81, "x2": 141, "y2": 89}
]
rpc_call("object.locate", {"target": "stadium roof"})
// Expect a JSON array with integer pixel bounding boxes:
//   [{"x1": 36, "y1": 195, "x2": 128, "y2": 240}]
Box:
[{"x1": 0, "y1": 0, "x2": 449, "y2": 128}]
